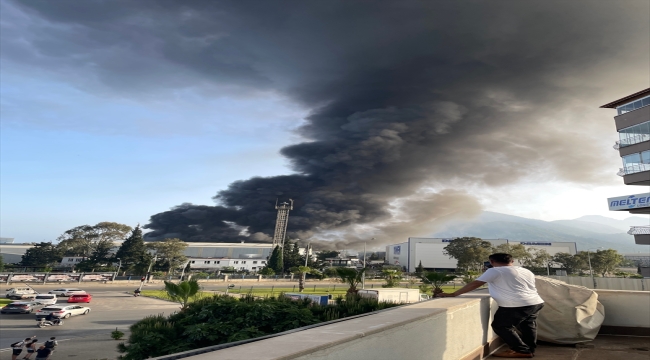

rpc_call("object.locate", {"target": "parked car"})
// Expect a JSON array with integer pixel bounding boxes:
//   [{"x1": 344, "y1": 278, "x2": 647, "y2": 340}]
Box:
[
  {"x1": 48, "y1": 288, "x2": 86, "y2": 297},
  {"x1": 5, "y1": 287, "x2": 37, "y2": 300},
  {"x1": 35, "y1": 305, "x2": 91, "y2": 319},
  {"x1": 67, "y1": 293, "x2": 92, "y2": 303},
  {"x1": 1, "y1": 301, "x2": 38, "y2": 314},
  {"x1": 34, "y1": 294, "x2": 57, "y2": 305}
]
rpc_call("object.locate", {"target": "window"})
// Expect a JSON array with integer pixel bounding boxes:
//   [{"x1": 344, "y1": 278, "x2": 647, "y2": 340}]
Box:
[
  {"x1": 622, "y1": 150, "x2": 650, "y2": 175},
  {"x1": 253, "y1": 261, "x2": 258, "y2": 264},
  {"x1": 234, "y1": 261, "x2": 239, "y2": 264},
  {"x1": 68, "y1": 259, "x2": 74, "y2": 262},
  {"x1": 75, "y1": 259, "x2": 82, "y2": 262},
  {"x1": 242, "y1": 261, "x2": 246, "y2": 264},
  {"x1": 261, "y1": 261, "x2": 266, "y2": 264},
  {"x1": 617, "y1": 95, "x2": 650, "y2": 114},
  {"x1": 216, "y1": 261, "x2": 220, "y2": 264},
  {"x1": 252, "y1": 267, "x2": 257, "y2": 270},
  {"x1": 191, "y1": 261, "x2": 195, "y2": 264},
  {"x1": 204, "y1": 261, "x2": 210, "y2": 264},
  {"x1": 619, "y1": 121, "x2": 650, "y2": 147}
]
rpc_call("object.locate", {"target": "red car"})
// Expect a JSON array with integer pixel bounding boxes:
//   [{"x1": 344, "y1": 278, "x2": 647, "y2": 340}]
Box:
[{"x1": 67, "y1": 294, "x2": 92, "y2": 303}]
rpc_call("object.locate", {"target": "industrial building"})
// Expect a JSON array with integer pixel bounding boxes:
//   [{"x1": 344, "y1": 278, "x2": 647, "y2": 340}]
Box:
[
  {"x1": 601, "y1": 88, "x2": 650, "y2": 245},
  {"x1": 386, "y1": 238, "x2": 577, "y2": 272}
]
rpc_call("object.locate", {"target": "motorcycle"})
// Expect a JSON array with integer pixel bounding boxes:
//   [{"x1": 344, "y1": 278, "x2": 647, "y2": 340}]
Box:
[{"x1": 37, "y1": 318, "x2": 64, "y2": 328}]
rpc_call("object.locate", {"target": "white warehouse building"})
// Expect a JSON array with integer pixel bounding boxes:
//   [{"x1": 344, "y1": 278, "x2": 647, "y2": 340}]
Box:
[{"x1": 386, "y1": 238, "x2": 577, "y2": 272}]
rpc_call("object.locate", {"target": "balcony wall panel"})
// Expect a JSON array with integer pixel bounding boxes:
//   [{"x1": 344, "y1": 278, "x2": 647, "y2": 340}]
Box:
[
  {"x1": 616, "y1": 106, "x2": 650, "y2": 131},
  {"x1": 619, "y1": 141, "x2": 650, "y2": 157}
]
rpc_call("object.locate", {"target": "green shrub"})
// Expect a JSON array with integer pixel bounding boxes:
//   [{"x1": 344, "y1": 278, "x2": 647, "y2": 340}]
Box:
[
  {"x1": 111, "y1": 328, "x2": 125, "y2": 340},
  {"x1": 118, "y1": 294, "x2": 400, "y2": 359}
]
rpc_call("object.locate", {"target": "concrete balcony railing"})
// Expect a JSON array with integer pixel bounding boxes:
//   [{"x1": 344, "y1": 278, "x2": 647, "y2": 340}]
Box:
[{"x1": 152, "y1": 288, "x2": 650, "y2": 360}]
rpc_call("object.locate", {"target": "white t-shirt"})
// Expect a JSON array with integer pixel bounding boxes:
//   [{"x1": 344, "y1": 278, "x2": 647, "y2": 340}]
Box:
[{"x1": 476, "y1": 266, "x2": 544, "y2": 307}]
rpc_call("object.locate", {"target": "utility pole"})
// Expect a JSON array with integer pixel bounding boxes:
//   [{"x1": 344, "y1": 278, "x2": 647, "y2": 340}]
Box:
[
  {"x1": 145, "y1": 254, "x2": 158, "y2": 284},
  {"x1": 114, "y1": 258, "x2": 122, "y2": 281},
  {"x1": 361, "y1": 237, "x2": 375, "y2": 290}
]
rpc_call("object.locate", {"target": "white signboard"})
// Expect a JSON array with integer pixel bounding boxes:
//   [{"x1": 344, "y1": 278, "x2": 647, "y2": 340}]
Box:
[{"x1": 608, "y1": 193, "x2": 650, "y2": 211}]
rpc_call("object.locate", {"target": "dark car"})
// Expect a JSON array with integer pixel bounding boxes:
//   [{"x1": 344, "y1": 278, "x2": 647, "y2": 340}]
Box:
[{"x1": 1, "y1": 301, "x2": 37, "y2": 314}]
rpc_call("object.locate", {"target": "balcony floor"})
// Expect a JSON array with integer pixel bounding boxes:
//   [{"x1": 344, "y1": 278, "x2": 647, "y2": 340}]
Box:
[{"x1": 488, "y1": 335, "x2": 650, "y2": 360}]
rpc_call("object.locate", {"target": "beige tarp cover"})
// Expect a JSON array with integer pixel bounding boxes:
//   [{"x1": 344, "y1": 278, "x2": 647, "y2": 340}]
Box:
[{"x1": 535, "y1": 276, "x2": 604, "y2": 344}]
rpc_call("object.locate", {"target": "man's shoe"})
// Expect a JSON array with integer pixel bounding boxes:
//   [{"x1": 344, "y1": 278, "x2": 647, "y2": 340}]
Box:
[{"x1": 492, "y1": 350, "x2": 534, "y2": 358}]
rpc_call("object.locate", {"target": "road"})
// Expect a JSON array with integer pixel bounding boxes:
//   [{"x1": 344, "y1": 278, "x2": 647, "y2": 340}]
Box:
[{"x1": 0, "y1": 290, "x2": 180, "y2": 350}]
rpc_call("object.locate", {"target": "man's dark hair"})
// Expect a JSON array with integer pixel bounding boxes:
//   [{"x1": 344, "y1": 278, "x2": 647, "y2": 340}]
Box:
[{"x1": 489, "y1": 253, "x2": 513, "y2": 264}]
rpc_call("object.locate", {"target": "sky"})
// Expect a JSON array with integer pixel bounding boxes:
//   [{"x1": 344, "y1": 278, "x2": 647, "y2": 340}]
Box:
[{"x1": 1, "y1": 1, "x2": 649, "y2": 248}]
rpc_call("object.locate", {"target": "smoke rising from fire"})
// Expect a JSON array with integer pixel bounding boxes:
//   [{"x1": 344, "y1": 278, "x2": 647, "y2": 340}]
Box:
[{"x1": 5, "y1": 1, "x2": 648, "y2": 248}]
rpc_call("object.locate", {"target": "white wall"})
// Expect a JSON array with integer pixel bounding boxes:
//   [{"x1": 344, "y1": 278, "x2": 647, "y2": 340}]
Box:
[
  {"x1": 385, "y1": 242, "x2": 408, "y2": 268},
  {"x1": 547, "y1": 275, "x2": 649, "y2": 291},
  {"x1": 188, "y1": 258, "x2": 267, "y2": 272},
  {"x1": 595, "y1": 290, "x2": 650, "y2": 327}
]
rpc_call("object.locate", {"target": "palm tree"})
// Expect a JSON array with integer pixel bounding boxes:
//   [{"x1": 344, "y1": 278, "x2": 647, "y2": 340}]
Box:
[
  {"x1": 163, "y1": 278, "x2": 200, "y2": 310},
  {"x1": 290, "y1": 266, "x2": 311, "y2": 292},
  {"x1": 335, "y1": 267, "x2": 365, "y2": 294},
  {"x1": 420, "y1": 271, "x2": 456, "y2": 296}
]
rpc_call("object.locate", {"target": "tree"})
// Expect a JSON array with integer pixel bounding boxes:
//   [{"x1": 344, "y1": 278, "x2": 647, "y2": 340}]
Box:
[
  {"x1": 420, "y1": 271, "x2": 456, "y2": 296},
  {"x1": 267, "y1": 246, "x2": 283, "y2": 274},
  {"x1": 415, "y1": 261, "x2": 424, "y2": 275},
  {"x1": 283, "y1": 241, "x2": 303, "y2": 271},
  {"x1": 20, "y1": 242, "x2": 62, "y2": 267},
  {"x1": 290, "y1": 266, "x2": 312, "y2": 292},
  {"x1": 520, "y1": 248, "x2": 552, "y2": 273},
  {"x1": 147, "y1": 238, "x2": 188, "y2": 274},
  {"x1": 163, "y1": 278, "x2": 200, "y2": 310},
  {"x1": 493, "y1": 243, "x2": 530, "y2": 261},
  {"x1": 317, "y1": 250, "x2": 340, "y2": 261},
  {"x1": 381, "y1": 269, "x2": 402, "y2": 288},
  {"x1": 115, "y1": 226, "x2": 151, "y2": 275},
  {"x1": 56, "y1": 222, "x2": 132, "y2": 257},
  {"x1": 461, "y1": 271, "x2": 480, "y2": 284},
  {"x1": 552, "y1": 252, "x2": 586, "y2": 275},
  {"x1": 335, "y1": 267, "x2": 365, "y2": 294},
  {"x1": 443, "y1": 237, "x2": 493, "y2": 271},
  {"x1": 258, "y1": 267, "x2": 275, "y2": 276},
  {"x1": 590, "y1": 249, "x2": 624, "y2": 277},
  {"x1": 0, "y1": 255, "x2": 5, "y2": 271}
]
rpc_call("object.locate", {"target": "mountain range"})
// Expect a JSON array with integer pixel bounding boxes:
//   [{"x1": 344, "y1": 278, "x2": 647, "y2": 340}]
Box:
[{"x1": 432, "y1": 212, "x2": 650, "y2": 254}]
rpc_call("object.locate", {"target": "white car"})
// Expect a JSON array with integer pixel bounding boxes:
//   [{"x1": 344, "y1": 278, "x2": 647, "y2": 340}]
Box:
[
  {"x1": 48, "y1": 288, "x2": 86, "y2": 297},
  {"x1": 34, "y1": 294, "x2": 57, "y2": 305},
  {"x1": 35, "y1": 305, "x2": 90, "y2": 319},
  {"x1": 5, "y1": 287, "x2": 37, "y2": 300}
]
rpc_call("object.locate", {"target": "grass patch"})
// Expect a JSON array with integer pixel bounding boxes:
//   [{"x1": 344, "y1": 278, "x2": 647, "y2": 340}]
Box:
[
  {"x1": 0, "y1": 298, "x2": 13, "y2": 306},
  {"x1": 140, "y1": 290, "x2": 213, "y2": 302}
]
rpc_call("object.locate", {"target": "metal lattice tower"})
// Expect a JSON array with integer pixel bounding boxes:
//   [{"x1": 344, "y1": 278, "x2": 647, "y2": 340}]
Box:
[{"x1": 272, "y1": 199, "x2": 293, "y2": 248}]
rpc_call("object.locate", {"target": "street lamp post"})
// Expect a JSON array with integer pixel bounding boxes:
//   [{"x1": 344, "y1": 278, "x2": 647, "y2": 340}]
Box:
[
  {"x1": 587, "y1": 248, "x2": 602, "y2": 289},
  {"x1": 361, "y1": 237, "x2": 375, "y2": 290}
]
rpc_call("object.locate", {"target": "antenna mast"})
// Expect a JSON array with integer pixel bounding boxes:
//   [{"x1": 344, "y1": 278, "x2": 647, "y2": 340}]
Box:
[{"x1": 272, "y1": 199, "x2": 293, "y2": 248}]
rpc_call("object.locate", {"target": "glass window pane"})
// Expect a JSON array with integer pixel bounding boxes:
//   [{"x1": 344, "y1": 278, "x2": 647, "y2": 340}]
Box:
[
  {"x1": 642, "y1": 151, "x2": 650, "y2": 164},
  {"x1": 642, "y1": 97, "x2": 650, "y2": 107},
  {"x1": 624, "y1": 153, "x2": 641, "y2": 165}
]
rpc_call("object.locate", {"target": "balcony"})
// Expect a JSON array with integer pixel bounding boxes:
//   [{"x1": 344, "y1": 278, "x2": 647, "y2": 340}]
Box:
[
  {"x1": 629, "y1": 226, "x2": 650, "y2": 245},
  {"x1": 153, "y1": 288, "x2": 650, "y2": 360}
]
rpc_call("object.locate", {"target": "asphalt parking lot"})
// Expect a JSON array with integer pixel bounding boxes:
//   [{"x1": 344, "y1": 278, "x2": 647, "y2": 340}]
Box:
[{"x1": 0, "y1": 288, "x2": 180, "y2": 357}]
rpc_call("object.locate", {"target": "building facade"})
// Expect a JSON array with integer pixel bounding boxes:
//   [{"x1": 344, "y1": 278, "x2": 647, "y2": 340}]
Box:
[
  {"x1": 386, "y1": 238, "x2": 577, "y2": 272},
  {"x1": 601, "y1": 88, "x2": 650, "y2": 245}
]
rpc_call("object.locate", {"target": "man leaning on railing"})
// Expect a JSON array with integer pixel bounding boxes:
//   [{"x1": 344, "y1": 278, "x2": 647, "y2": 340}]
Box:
[{"x1": 437, "y1": 253, "x2": 544, "y2": 359}]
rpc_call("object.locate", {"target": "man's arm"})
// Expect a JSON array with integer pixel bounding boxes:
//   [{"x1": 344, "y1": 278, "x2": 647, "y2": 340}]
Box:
[{"x1": 437, "y1": 280, "x2": 486, "y2": 297}]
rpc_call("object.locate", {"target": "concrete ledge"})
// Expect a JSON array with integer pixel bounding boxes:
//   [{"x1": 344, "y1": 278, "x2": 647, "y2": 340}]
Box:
[{"x1": 177, "y1": 291, "x2": 498, "y2": 360}]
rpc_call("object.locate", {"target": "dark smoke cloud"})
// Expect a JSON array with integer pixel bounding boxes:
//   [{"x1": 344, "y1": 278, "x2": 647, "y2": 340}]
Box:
[{"x1": 4, "y1": 1, "x2": 648, "y2": 248}]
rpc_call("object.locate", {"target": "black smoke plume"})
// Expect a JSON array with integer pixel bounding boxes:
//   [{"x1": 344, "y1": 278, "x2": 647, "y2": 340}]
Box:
[{"x1": 5, "y1": 1, "x2": 648, "y2": 248}]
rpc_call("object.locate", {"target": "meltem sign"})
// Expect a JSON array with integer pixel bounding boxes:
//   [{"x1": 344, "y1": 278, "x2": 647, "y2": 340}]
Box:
[{"x1": 608, "y1": 193, "x2": 650, "y2": 211}]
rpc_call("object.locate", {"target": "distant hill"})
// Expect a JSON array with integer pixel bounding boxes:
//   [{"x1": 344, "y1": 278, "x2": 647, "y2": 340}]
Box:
[{"x1": 432, "y1": 211, "x2": 649, "y2": 253}]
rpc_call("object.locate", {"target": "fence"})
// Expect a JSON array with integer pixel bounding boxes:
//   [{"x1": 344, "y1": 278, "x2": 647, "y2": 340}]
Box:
[{"x1": 544, "y1": 275, "x2": 648, "y2": 291}]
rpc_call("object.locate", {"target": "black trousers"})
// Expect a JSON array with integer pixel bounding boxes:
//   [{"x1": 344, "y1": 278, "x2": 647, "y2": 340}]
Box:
[{"x1": 491, "y1": 303, "x2": 544, "y2": 354}]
